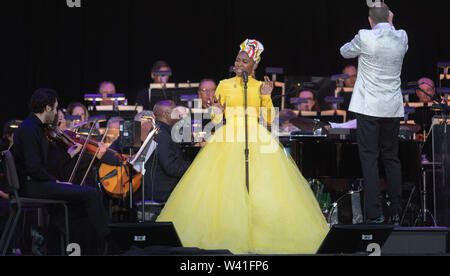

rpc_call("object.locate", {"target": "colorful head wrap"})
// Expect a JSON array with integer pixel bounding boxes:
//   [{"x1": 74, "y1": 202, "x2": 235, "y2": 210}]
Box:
[{"x1": 240, "y1": 39, "x2": 264, "y2": 64}]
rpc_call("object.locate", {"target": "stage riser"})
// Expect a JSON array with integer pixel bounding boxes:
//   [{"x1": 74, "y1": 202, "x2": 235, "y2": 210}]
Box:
[{"x1": 382, "y1": 229, "x2": 448, "y2": 255}]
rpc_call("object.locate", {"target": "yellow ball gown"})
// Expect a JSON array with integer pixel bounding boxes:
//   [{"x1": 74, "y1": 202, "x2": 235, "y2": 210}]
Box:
[{"x1": 157, "y1": 76, "x2": 329, "y2": 254}]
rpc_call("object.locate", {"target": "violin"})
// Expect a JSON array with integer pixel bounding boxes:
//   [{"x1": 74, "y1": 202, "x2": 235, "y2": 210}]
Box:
[
  {"x1": 44, "y1": 125, "x2": 77, "y2": 150},
  {"x1": 64, "y1": 130, "x2": 128, "y2": 162}
]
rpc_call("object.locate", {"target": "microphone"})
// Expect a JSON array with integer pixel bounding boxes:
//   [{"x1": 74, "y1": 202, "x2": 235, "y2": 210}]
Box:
[{"x1": 242, "y1": 71, "x2": 249, "y2": 84}]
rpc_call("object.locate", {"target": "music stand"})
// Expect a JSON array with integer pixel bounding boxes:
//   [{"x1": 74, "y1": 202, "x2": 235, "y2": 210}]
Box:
[
  {"x1": 148, "y1": 84, "x2": 199, "y2": 108},
  {"x1": 323, "y1": 97, "x2": 346, "y2": 122},
  {"x1": 84, "y1": 94, "x2": 104, "y2": 112},
  {"x1": 130, "y1": 125, "x2": 159, "y2": 223},
  {"x1": 265, "y1": 67, "x2": 284, "y2": 82},
  {"x1": 107, "y1": 94, "x2": 127, "y2": 107},
  {"x1": 437, "y1": 62, "x2": 450, "y2": 88},
  {"x1": 180, "y1": 95, "x2": 199, "y2": 109}
]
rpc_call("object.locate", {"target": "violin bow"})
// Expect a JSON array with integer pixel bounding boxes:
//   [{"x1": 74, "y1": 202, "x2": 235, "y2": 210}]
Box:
[
  {"x1": 68, "y1": 120, "x2": 98, "y2": 184},
  {"x1": 80, "y1": 126, "x2": 110, "y2": 187}
]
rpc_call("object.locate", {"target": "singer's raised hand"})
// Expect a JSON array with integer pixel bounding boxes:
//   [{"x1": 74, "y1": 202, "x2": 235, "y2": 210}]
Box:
[
  {"x1": 261, "y1": 76, "x2": 274, "y2": 95},
  {"x1": 212, "y1": 94, "x2": 226, "y2": 114}
]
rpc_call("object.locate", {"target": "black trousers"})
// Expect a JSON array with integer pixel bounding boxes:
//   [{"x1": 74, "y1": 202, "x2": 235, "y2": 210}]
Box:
[
  {"x1": 20, "y1": 181, "x2": 110, "y2": 241},
  {"x1": 356, "y1": 113, "x2": 403, "y2": 219}
]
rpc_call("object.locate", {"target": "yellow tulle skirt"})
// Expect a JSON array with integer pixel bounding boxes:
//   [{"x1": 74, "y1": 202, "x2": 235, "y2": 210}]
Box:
[{"x1": 157, "y1": 118, "x2": 329, "y2": 254}]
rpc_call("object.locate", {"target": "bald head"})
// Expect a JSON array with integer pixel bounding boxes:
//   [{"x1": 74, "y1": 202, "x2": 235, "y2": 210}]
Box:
[
  {"x1": 154, "y1": 100, "x2": 176, "y2": 117},
  {"x1": 416, "y1": 78, "x2": 436, "y2": 103},
  {"x1": 153, "y1": 100, "x2": 178, "y2": 126}
]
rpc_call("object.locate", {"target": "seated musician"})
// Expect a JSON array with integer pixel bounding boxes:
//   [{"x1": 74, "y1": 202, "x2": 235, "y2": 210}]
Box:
[
  {"x1": 415, "y1": 77, "x2": 436, "y2": 103},
  {"x1": 98, "y1": 81, "x2": 117, "y2": 106},
  {"x1": 104, "y1": 117, "x2": 124, "y2": 145},
  {"x1": 338, "y1": 65, "x2": 358, "y2": 120},
  {"x1": 101, "y1": 112, "x2": 154, "y2": 166},
  {"x1": 47, "y1": 108, "x2": 109, "y2": 188},
  {"x1": 1, "y1": 121, "x2": 19, "y2": 240},
  {"x1": 101, "y1": 102, "x2": 190, "y2": 210},
  {"x1": 342, "y1": 64, "x2": 358, "y2": 88},
  {"x1": 67, "y1": 102, "x2": 89, "y2": 123},
  {"x1": 197, "y1": 79, "x2": 217, "y2": 109},
  {"x1": 0, "y1": 120, "x2": 19, "y2": 151},
  {"x1": 144, "y1": 101, "x2": 191, "y2": 205},
  {"x1": 12, "y1": 89, "x2": 110, "y2": 254},
  {"x1": 135, "y1": 60, "x2": 172, "y2": 110},
  {"x1": 293, "y1": 89, "x2": 320, "y2": 112},
  {"x1": 107, "y1": 117, "x2": 124, "y2": 130}
]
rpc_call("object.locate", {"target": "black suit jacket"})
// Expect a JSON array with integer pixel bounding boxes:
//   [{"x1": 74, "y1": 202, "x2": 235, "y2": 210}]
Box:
[
  {"x1": 102, "y1": 121, "x2": 190, "y2": 203},
  {"x1": 144, "y1": 121, "x2": 190, "y2": 203},
  {"x1": 12, "y1": 114, "x2": 57, "y2": 185}
]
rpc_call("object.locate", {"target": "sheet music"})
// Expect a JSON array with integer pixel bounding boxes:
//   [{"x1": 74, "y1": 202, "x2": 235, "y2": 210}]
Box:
[
  {"x1": 329, "y1": 119, "x2": 357, "y2": 129},
  {"x1": 130, "y1": 128, "x2": 159, "y2": 175}
]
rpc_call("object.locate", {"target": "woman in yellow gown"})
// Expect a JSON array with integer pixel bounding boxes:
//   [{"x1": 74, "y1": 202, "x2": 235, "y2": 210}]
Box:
[{"x1": 157, "y1": 39, "x2": 329, "y2": 254}]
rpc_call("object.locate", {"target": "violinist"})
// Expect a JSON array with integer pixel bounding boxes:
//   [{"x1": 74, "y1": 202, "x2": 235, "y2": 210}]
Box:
[
  {"x1": 47, "y1": 108, "x2": 109, "y2": 189},
  {"x1": 0, "y1": 120, "x2": 19, "y2": 151},
  {"x1": 67, "y1": 102, "x2": 89, "y2": 123},
  {"x1": 11, "y1": 88, "x2": 110, "y2": 254}
]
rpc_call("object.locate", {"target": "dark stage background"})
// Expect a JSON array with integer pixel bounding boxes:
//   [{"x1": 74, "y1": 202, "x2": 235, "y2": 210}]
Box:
[{"x1": 1, "y1": 0, "x2": 449, "y2": 130}]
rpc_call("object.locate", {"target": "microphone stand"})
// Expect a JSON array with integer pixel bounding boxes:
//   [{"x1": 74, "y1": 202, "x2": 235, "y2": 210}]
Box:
[{"x1": 243, "y1": 72, "x2": 250, "y2": 193}]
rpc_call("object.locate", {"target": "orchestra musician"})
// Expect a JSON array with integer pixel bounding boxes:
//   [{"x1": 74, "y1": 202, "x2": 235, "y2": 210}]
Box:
[
  {"x1": 0, "y1": 121, "x2": 19, "y2": 151},
  {"x1": 67, "y1": 102, "x2": 89, "y2": 123},
  {"x1": 11, "y1": 88, "x2": 110, "y2": 254},
  {"x1": 48, "y1": 108, "x2": 109, "y2": 189},
  {"x1": 340, "y1": 3, "x2": 408, "y2": 225},
  {"x1": 135, "y1": 60, "x2": 172, "y2": 110},
  {"x1": 98, "y1": 81, "x2": 117, "y2": 106},
  {"x1": 197, "y1": 79, "x2": 217, "y2": 109},
  {"x1": 102, "y1": 102, "x2": 189, "y2": 208},
  {"x1": 342, "y1": 65, "x2": 358, "y2": 88},
  {"x1": 294, "y1": 89, "x2": 321, "y2": 112},
  {"x1": 415, "y1": 77, "x2": 436, "y2": 103},
  {"x1": 105, "y1": 117, "x2": 124, "y2": 145}
]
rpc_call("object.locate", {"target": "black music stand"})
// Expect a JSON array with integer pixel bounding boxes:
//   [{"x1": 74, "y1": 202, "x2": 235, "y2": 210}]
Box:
[
  {"x1": 432, "y1": 117, "x2": 450, "y2": 227},
  {"x1": 118, "y1": 121, "x2": 141, "y2": 210},
  {"x1": 130, "y1": 128, "x2": 159, "y2": 223},
  {"x1": 150, "y1": 87, "x2": 199, "y2": 108}
]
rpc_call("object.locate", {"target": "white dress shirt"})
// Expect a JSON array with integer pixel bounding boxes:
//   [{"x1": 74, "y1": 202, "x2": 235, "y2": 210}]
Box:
[{"x1": 340, "y1": 23, "x2": 409, "y2": 118}]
